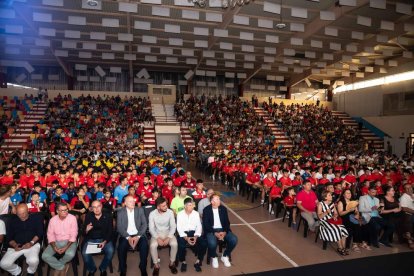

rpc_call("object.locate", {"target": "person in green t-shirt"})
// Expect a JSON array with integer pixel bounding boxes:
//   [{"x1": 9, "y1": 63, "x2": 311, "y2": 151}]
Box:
[{"x1": 170, "y1": 186, "x2": 191, "y2": 215}]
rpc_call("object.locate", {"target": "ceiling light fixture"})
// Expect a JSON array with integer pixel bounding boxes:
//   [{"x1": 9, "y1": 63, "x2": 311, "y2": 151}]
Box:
[
  {"x1": 276, "y1": 0, "x2": 287, "y2": 29},
  {"x1": 191, "y1": 0, "x2": 252, "y2": 9},
  {"x1": 86, "y1": 0, "x2": 99, "y2": 7}
]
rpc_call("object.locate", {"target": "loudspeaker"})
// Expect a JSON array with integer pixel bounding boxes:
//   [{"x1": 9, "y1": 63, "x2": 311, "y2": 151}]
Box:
[
  {"x1": 95, "y1": 65, "x2": 106, "y2": 77},
  {"x1": 184, "y1": 70, "x2": 194, "y2": 80},
  {"x1": 0, "y1": 72, "x2": 7, "y2": 88}
]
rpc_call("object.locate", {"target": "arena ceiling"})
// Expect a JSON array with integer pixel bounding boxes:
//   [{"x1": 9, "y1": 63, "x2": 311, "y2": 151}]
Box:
[{"x1": 0, "y1": 0, "x2": 413, "y2": 88}]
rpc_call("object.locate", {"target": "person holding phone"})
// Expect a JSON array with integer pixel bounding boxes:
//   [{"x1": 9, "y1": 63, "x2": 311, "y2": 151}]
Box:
[
  {"x1": 359, "y1": 184, "x2": 394, "y2": 248},
  {"x1": 81, "y1": 200, "x2": 114, "y2": 276}
]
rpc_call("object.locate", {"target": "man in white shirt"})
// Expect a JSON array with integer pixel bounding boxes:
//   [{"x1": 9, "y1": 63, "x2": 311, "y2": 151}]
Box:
[
  {"x1": 116, "y1": 195, "x2": 148, "y2": 276},
  {"x1": 177, "y1": 198, "x2": 207, "y2": 273},
  {"x1": 148, "y1": 197, "x2": 178, "y2": 276}
]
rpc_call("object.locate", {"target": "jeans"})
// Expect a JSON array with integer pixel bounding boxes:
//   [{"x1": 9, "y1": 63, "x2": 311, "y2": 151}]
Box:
[
  {"x1": 117, "y1": 236, "x2": 148, "y2": 274},
  {"x1": 81, "y1": 239, "x2": 114, "y2": 273},
  {"x1": 177, "y1": 236, "x2": 207, "y2": 263},
  {"x1": 368, "y1": 216, "x2": 395, "y2": 245},
  {"x1": 206, "y1": 230, "x2": 238, "y2": 258}
]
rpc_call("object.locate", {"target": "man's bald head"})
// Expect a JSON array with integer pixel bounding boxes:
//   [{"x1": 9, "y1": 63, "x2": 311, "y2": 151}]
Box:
[{"x1": 16, "y1": 203, "x2": 29, "y2": 221}]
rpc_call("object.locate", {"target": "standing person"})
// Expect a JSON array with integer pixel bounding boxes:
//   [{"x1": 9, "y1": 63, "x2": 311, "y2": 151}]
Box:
[
  {"x1": 116, "y1": 195, "x2": 149, "y2": 276},
  {"x1": 177, "y1": 198, "x2": 206, "y2": 272},
  {"x1": 296, "y1": 181, "x2": 319, "y2": 231},
  {"x1": 42, "y1": 202, "x2": 78, "y2": 276},
  {"x1": 202, "y1": 194, "x2": 238, "y2": 268},
  {"x1": 82, "y1": 200, "x2": 114, "y2": 276},
  {"x1": 148, "y1": 197, "x2": 178, "y2": 275},
  {"x1": 0, "y1": 204, "x2": 43, "y2": 276}
]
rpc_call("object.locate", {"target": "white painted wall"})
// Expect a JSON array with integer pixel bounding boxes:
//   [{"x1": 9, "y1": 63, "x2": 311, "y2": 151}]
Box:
[
  {"x1": 363, "y1": 115, "x2": 414, "y2": 156},
  {"x1": 156, "y1": 134, "x2": 179, "y2": 151},
  {"x1": 333, "y1": 62, "x2": 414, "y2": 117}
]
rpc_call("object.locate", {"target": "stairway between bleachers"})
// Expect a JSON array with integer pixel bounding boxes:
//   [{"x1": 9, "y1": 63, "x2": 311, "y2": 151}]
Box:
[{"x1": 253, "y1": 107, "x2": 293, "y2": 149}]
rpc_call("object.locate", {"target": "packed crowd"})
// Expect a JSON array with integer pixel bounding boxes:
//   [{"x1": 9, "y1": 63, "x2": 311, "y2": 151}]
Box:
[
  {"x1": 175, "y1": 95, "x2": 274, "y2": 153},
  {"x1": 0, "y1": 150, "x2": 237, "y2": 276},
  {"x1": 262, "y1": 102, "x2": 364, "y2": 153},
  {"x1": 203, "y1": 149, "x2": 414, "y2": 254},
  {"x1": 30, "y1": 94, "x2": 154, "y2": 151}
]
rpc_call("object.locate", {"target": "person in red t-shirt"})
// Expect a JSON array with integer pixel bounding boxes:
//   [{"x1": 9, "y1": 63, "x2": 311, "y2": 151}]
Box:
[
  {"x1": 0, "y1": 168, "x2": 14, "y2": 186},
  {"x1": 162, "y1": 177, "x2": 175, "y2": 205},
  {"x1": 69, "y1": 187, "x2": 90, "y2": 221},
  {"x1": 296, "y1": 181, "x2": 319, "y2": 231},
  {"x1": 19, "y1": 168, "x2": 34, "y2": 191},
  {"x1": 343, "y1": 170, "x2": 357, "y2": 185},
  {"x1": 137, "y1": 175, "x2": 154, "y2": 202},
  {"x1": 144, "y1": 188, "x2": 160, "y2": 206},
  {"x1": 269, "y1": 183, "x2": 282, "y2": 215},
  {"x1": 182, "y1": 171, "x2": 196, "y2": 190},
  {"x1": 360, "y1": 180, "x2": 370, "y2": 196},
  {"x1": 283, "y1": 187, "x2": 297, "y2": 228},
  {"x1": 262, "y1": 169, "x2": 276, "y2": 204},
  {"x1": 191, "y1": 179, "x2": 207, "y2": 207},
  {"x1": 319, "y1": 173, "x2": 330, "y2": 185},
  {"x1": 245, "y1": 168, "x2": 262, "y2": 202},
  {"x1": 100, "y1": 189, "x2": 117, "y2": 213},
  {"x1": 122, "y1": 186, "x2": 140, "y2": 207},
  {"x1": 292, "y1": 172, "x2": 303, "y2": 189}
]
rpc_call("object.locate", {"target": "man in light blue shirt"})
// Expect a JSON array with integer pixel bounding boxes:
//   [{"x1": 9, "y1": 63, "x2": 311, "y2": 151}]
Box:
[{"x1": 114, "y1": 177, "x2": 129, "y2": 206}]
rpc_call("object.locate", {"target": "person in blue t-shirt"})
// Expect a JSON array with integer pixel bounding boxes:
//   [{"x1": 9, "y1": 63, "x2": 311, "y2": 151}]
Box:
[
  {"x1": 9, "y1": 184, "x2": 22, "y2": 206},
  {"x1": 27, "y1": 183, "x2": 47, "y2": 204},
  {"x1": 52, "y1": 185, "x2": 69, "y2": 201},
  {"x1": 114, "y1": 177, "x2": 129, "y2": 206}
]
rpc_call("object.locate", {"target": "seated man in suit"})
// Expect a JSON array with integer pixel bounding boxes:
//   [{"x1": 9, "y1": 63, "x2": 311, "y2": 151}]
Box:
[
  {"x1": 117, "y1": 195, "x2": 149, "y2": 276},
  {"x1": 202, "y1": 194, "x2": 238, "y2": 268},
  {"x1": 359, "y1": 184, "x2": 394, "y2": 248},
  {"x1": 0, "y1": 204, "x2": 44, "y2": 276}
]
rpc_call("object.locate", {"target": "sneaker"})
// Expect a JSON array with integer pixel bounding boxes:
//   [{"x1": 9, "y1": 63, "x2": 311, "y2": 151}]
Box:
[
  {"x1": 291, "y1": 223, "x2": 297, "y2": 230},
  {"x1": 180, "y1": 263, "x2": 187, "y2": 272},
  {"x1": 211, "y1": 257, "x2": 219, "y2": 268},
  {"x1": 194, "y1": 262, "x2": 202, "y2": 272},
  {"x1": 221, "y1": 256, "x2": 231, "y2": 267},
  {"x1": 261, "y1": 199, "x2": 265, "y2": 205}
]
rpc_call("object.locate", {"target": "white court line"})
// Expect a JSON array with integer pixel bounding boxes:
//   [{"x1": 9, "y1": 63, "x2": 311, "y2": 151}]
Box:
[
  {"x1": 231, "y1": 218, "x2": 282, "y2": 226},
  {"x1": 223, "y1": 202, "x2": 299, "y2": 268}
]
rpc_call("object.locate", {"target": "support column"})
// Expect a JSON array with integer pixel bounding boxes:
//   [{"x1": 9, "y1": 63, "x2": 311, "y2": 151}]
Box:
[
  {"x1": 238, "y1": 83, "x2": 244, "y2": 97},
  {"x1": 67, "y1": 75, "x2": 74, "y2": 90},
  {"x1": 285, "y1": 86, "x2": 291, "y2": 99},
  {"x1": 327, "y1": 89, "x2": 333, "y2": 102}
]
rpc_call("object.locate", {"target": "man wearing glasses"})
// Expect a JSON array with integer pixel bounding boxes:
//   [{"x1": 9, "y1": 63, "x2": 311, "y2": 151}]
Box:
[
  {"x1": 42, "y1": 202, "x2": 78, "y2": 276},
  {"x1": 81, "y1": 200, "x2": 114, "y2": 276}
]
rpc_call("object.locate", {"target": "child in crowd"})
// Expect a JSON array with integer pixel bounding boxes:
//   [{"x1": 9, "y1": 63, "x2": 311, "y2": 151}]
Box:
[
  {"x1": 100, "y1": 189, "x2": 117, "y2": 213},
  {"x1": 283, "y1": 187, "x2": 297, "y2": 229},
  {"x1": 9, "y1": 183, "x2": 22, "y2": 206},
  {"x1": 27, "y1": 192, "x2": 44, "y2": 213}
]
